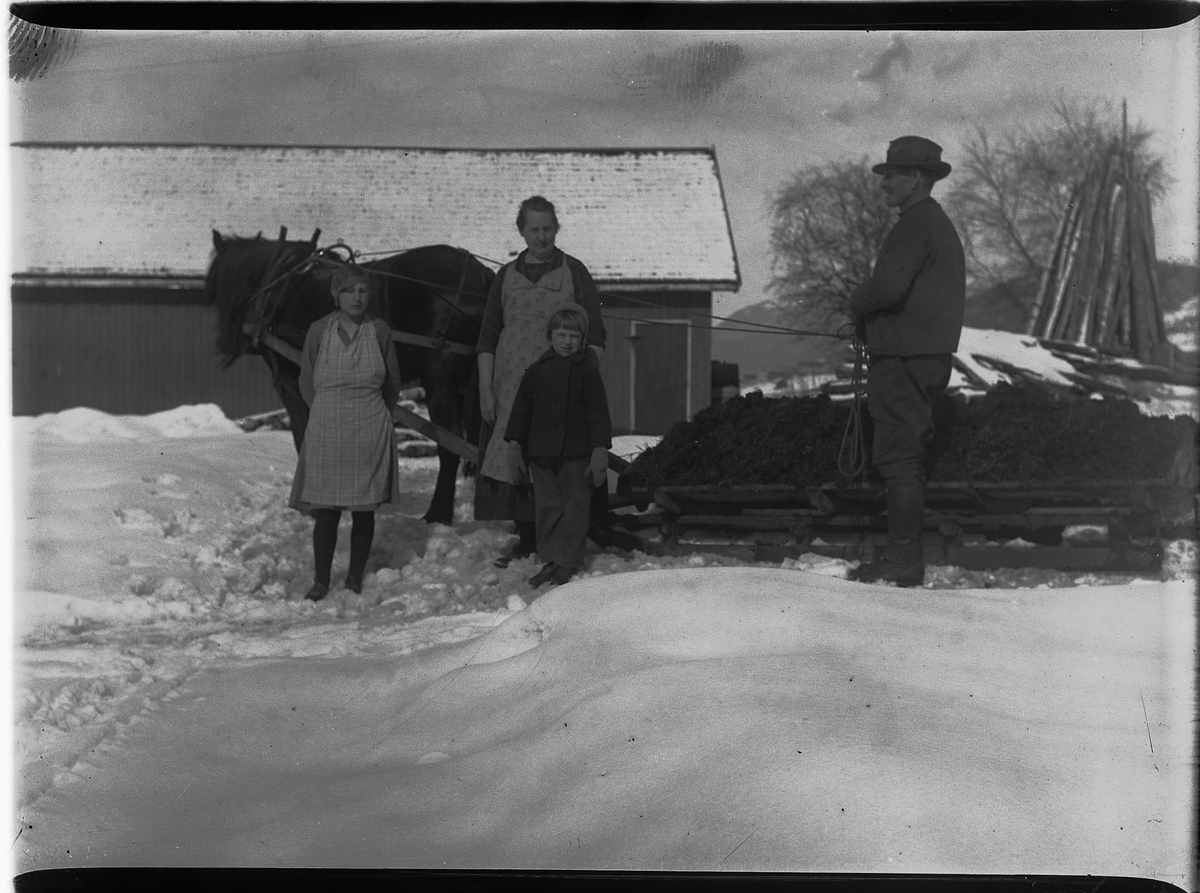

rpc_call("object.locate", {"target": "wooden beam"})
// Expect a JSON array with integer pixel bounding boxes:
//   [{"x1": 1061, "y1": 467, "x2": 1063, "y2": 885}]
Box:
[
  {"x1": 1094, "y1": 186, "x2": 1128, "y2": 349},
  {"x1": 391, "y1": 404, "x2": 478, "y2": 465},
  {"x1": 245, "y1": 324, "x2": 302, "y2": 365},
  {"x1": 391, "y1": 330, "x2": 476, "y2": 356},
  {"x1": 1030, "y1": 189, "x2": 1079, "y2": 336},
  {"x1": 636, "y1": 539, "x2": 1161, "y2": 572}
]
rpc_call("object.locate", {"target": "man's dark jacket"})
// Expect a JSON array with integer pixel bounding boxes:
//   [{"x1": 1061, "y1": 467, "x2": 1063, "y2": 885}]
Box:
[
  {"x1": 849, "y1": 197, "x2": 965, "y2": 355},
  {"x1": 505, "y1": 349, "x2": 612, "y2": 459}
]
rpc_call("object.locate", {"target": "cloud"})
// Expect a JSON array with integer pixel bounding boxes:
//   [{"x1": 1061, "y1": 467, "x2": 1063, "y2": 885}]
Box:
[
  {"x1": 854, "y1": 34, "x2": 911, "y2": 84},
  {"x1": 821, "y1": 102, "x2": 855, "y2": 125},
  {"x1": 930, "y1": 45, "x2": 977, "y2": 80}
]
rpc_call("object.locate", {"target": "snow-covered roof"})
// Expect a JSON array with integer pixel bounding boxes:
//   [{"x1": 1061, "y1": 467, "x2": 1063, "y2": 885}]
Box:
[{"x1": 10, "y1": 143, "x2": 740, "y2": 288}]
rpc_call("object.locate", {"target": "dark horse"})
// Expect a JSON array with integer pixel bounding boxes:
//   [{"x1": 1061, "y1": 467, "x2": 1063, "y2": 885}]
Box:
[{"x1": 206, "y1": 229, "x2": 495, "y2": 525}]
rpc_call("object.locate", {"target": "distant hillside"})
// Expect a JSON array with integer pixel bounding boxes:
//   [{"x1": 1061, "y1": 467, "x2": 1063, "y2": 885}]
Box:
[{"x1": 717, "y1": 260, "x2": 1198, "y2": 377}]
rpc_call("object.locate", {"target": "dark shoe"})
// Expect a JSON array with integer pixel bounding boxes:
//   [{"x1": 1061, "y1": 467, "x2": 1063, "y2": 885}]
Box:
[
  {"x1": 344, "y1": 575, "x2": 362, "y2": 594},
  {"x1": 528, "y1": 562, "x2": 558, "y2": 588},
  {"x1": 550, "y1": 565, "x2": 576, "y2": 586},
  {"x1": 848, "y1": 559, "x2": 924, "y2": 588},
  {"x1": 304, "y1": 581, "x2": 330, "y2": 602},
  {"x1": 494, "y1": 545, "x2": 533, "y2": 568}
]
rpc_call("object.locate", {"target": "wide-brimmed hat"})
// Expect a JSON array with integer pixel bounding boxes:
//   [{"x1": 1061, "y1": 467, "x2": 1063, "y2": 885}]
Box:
[
  {"x1": 329, "y1": 263, "x2": 372, "y2": 295},
  {"x1": 871, "y1": 135, "x2": 952, "y2": 180},
  {"x1": 544, "y1": 302, "x2": 589, "y2": 337}
]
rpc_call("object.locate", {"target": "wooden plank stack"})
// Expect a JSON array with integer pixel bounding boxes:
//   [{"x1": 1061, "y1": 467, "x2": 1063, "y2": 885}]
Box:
[{"x1": 1027, "y1": 130, "x2": 1173, "y2": 367}]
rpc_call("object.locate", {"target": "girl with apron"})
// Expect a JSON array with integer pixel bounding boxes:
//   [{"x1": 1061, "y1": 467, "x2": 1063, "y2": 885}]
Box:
[{"x1": 290, "y1": 265, "x2": 401, "y2": 601}]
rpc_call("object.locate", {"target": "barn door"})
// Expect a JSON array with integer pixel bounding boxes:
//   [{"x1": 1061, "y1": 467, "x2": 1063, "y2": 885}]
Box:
[{"x1": 631, "y1": 320, "x2": 690, "y2": 435}]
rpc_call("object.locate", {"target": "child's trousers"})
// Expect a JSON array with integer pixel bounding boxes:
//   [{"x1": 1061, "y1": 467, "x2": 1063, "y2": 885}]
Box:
[{"x1": 529, "y1": 456, "x2": 593, "y2": 570}]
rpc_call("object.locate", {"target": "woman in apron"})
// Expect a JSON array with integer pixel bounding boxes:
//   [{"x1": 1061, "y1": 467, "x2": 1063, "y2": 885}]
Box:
[
  {"x1": 474, "y1": 195, "x2": 607, "y2": 566},
  {"x1": 290, "y1": 264, "x2": 402, "y2": 601}
]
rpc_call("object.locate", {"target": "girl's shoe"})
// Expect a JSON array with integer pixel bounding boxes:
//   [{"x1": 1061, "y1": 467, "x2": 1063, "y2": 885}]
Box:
[
  {"x1": 304, "y1": 581, "x2": 330, "y2": 602},
  {"x1": 344, "y1": 576, "x2": 363, "y2": 594}
]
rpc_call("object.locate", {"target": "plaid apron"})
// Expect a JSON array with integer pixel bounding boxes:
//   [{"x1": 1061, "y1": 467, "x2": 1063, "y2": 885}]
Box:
[{"x1": 291, "y1": 319, "x2": 398, "y2": 510}]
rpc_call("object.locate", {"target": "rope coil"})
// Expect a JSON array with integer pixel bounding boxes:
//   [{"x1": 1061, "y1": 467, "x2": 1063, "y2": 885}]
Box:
[{"x1": 837, "y1": 322, "x2": 869, "y2": 482}]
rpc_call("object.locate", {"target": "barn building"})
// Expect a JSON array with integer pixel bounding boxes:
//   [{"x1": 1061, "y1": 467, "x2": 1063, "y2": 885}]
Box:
[{"x1": 11, "y1": 143, "x2": 741, "y2": 435}]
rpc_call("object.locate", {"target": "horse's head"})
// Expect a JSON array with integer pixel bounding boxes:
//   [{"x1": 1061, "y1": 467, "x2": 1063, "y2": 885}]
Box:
[{"x1": 206, "y1": 229, "x2": 318, "y2": 363}]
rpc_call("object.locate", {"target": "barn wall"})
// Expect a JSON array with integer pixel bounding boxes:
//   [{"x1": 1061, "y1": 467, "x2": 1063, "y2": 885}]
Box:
[
  {"x1": 10, "y1": 282, "x2": 719, "y2": 432},
  {"x1": 595, "y1": 290, "x2": 712, "y2": 435},
  {"x1": 11, "y1": 285, "x2": 280, "y2": 418}
]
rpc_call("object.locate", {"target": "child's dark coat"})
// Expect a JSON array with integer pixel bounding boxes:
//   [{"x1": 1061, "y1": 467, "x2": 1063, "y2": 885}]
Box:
[
  {"x1": 504, "y1": 348, "x2": 612, "y2": 459},
  {"x1": 504, "y1": 347, "x2": 612, "y2": 572}
]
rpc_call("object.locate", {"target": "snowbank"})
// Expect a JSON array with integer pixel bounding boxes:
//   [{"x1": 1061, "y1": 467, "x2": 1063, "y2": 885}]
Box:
[
  {"x1": 18, "y1": 569, "x2": 1195, "y2": 879},
  {"x1": 10, "y1": 404, "x2": 1196, "y2": 884},
  {"x1": 14, "y1": 403, "x2": 242, "y2": 443}
]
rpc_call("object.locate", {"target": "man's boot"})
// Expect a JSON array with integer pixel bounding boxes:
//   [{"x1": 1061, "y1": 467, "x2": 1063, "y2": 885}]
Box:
[{"x1": 850, "y1": 478, "x2": 926, "y2": 587}]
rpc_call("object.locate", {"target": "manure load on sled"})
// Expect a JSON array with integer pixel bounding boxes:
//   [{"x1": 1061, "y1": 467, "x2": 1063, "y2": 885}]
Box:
[
  {"x1": 622, "y1": 385, "x2": 1196, "y2": 490},
  {"x1": 614, "y1": 384, "x2": 1197, "y2": 573}
]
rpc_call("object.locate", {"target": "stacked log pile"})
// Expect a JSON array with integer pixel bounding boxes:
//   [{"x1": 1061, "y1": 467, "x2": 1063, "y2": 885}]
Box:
[{"x1": 1027, "y1": 134, "x2": 1174, "y2": 367}]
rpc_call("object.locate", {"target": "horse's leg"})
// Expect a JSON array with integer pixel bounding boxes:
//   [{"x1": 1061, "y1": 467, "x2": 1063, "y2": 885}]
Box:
[
  {"x1": 421, "y1": 355, "x2": 466, "y2": 525},
  {"x1": 280, "y1": 378, "x2": 309, "y2": 453},
  {"x1": 425, "y1": 445, "x2": 461, "y2": 525},
  {"x1": 265, "y1": 353, "x2": 308, "y2": 452}
]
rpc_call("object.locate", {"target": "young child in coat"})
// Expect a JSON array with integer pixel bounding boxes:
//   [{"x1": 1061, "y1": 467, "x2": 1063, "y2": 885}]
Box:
[{"x1": 504, "y1": 303, "x2": 612, "y2": 588}]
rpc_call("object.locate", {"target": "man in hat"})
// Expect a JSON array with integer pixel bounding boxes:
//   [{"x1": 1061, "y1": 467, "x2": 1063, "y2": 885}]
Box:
[{"x1": 848, "y1": 135, "x2": 966, "y2": 587}]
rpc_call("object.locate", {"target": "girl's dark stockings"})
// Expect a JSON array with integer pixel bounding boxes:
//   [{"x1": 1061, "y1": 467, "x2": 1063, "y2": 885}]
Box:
[
  {"x1": 312, "y1": 508, "x2": 340, "y2": 585},
  {"x1": 348, "y1": 511, "x2": 374, "y2": 582},
  {"x1": 312, "y1": 509, "x2": 375, "y2": 586}
]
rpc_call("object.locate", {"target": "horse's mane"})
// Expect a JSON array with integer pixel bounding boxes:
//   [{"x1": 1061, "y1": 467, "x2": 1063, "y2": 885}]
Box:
[
  {"x1": 204, "y1": 233, "x2": 264, "y2": 309},
  {"x1": 206, "y1": 233, "x2": 311, "y2": 363}
]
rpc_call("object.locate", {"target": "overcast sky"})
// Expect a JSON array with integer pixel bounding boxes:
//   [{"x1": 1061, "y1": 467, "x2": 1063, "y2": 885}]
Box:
[{"x1": 7, "y1": 27, "x2": 1199, "y2": 315}]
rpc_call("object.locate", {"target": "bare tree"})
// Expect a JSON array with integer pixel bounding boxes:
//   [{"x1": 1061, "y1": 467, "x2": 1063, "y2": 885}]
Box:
[
  {"x1": 944, "y1": 98, "x2": 1169, "y2": 319},
  {"x1": 768, "y1": 156, "x2": 894, "y2": 330}
]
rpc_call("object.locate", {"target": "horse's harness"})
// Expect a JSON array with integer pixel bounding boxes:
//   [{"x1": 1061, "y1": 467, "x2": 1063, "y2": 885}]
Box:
[
  {"x1": 241, "y1": 238, "x2": 480, "y2": 360},
  {"x1": 246, "y1": 241, "x2": 327, "y2": 337}
]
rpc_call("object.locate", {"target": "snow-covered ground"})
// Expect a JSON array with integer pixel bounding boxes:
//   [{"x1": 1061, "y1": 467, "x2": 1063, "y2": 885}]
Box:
[
  {"x1": 742, "y1": 326, "x2": 1200, "y2": 421},
  {"x1": 7, "y1": 405, "x2": 1197, "y2": 884}
]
